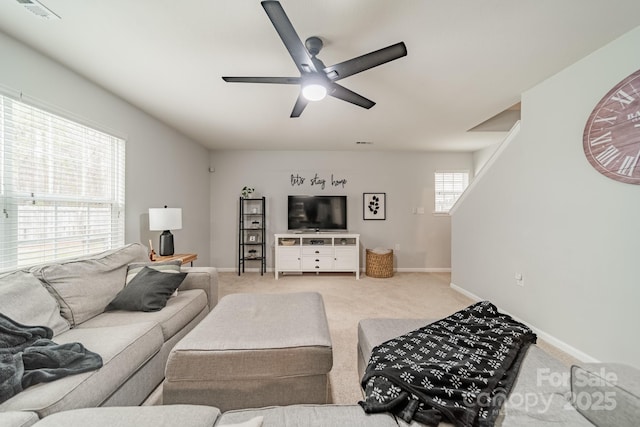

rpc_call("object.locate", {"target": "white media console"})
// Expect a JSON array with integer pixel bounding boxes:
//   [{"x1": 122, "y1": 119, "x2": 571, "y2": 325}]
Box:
[{"x1": 274, "y1": 233, "x2": 360, "y2": 280}]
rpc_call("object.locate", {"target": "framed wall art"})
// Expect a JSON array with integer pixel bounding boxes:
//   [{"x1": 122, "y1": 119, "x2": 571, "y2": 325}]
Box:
[{"x1": 363, "y1": 193, "x2": 386, "y2": 220}]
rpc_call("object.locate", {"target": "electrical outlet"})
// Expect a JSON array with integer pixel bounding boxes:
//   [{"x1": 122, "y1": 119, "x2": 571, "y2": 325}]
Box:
[{"x1": 394, "y1": 244, "x2": 400, "y2": 251}]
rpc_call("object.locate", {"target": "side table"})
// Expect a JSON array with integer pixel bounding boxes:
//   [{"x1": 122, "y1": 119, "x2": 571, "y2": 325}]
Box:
[{"x1": 154, "y1": 253, "x2": 197, "y2": 266}]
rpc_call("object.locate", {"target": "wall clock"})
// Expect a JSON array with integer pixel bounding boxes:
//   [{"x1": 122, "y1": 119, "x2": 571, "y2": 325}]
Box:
[{"x1": 583, "y1": 68, "x2": 640, "y2": 184}]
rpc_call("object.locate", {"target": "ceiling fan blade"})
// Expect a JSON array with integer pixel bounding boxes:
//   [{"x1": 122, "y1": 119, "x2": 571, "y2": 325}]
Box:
[
  {"x1": 290, "y1": 93, "x2": 308, "y2": 118},
  {"x1": 222, "y1": 76, "x2": 300, "y2": 84},
  {"x1": 261, "y1": 1, "x2": 317, "y2": 74},
  {"x1": 329, "y1": 83, "x2": 375, "y2": 109},
  {"x1": 323, "y1": 42, "x2": 407, "y2": 81}
]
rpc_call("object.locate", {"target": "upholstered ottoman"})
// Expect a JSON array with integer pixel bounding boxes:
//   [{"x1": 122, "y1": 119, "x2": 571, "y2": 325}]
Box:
[{"x1": 163, "y1": 292, "x2": 333, "y2": 411}]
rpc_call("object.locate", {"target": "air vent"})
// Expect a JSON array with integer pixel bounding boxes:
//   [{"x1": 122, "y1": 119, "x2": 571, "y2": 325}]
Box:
[{"x1": 16, "y1": 0, "x2": 60, "y2": 20}]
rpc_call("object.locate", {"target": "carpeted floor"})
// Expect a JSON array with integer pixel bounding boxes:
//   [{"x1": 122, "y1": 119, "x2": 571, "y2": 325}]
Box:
[{"x1": 218, "y1": 271, "x2": 577, "y2": 405}]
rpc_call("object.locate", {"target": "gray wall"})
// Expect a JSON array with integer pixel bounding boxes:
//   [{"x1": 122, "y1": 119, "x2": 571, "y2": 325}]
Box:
[
  {"x1": 0, "y1": 31, "x2": 212, "y2": 263},
  {"x1": 451, "y1": 26, "x2": 640, "y2": 367},
  {"x1": 472, "y1": 142, "x2": 500, "y2": 177},
  {"x1": 210, "y1": 150, "x2": 473, "y2": 271}
]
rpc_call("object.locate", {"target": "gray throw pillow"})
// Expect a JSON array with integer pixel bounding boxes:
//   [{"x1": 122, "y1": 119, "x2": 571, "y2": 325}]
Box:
[
  {"x1": 106, "y1": 266, "x2": 187, "y2": 312},
  {"x1": 125, "y1": 260, "x2": 182, "y2": 285},
  {"x1": 126, "y1": 260, "x2": 182, "y2": 296}
]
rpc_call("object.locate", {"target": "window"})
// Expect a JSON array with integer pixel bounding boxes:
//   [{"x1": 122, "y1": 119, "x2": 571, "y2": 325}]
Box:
[
  {"x1": 434, "y1": 171, "x2": 469, "y2": 213},
  {"x1": 0, "y1": 94, "x2": 125, "y2": 272}
]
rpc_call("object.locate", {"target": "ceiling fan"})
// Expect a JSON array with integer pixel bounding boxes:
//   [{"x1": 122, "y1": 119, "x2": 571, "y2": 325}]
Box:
[{"x1": 222, "y1": 0, "x2": 407, "y2": 118}]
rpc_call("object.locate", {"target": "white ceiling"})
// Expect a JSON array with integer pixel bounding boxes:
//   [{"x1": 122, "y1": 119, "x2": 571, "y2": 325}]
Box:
[{"x1": 1, "y1": 1, "x2": 640, "y2": 152}]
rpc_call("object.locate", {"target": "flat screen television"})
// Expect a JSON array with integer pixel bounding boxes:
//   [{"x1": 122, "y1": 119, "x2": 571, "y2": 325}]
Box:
[{"x1": 288, "y1": 195, "x2": 347, "y2": 232}]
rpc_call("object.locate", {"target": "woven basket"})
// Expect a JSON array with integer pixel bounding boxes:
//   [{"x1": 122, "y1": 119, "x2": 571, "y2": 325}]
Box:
[{"x1": 365, "y1": 249, "x2": 394, "y2": 278}]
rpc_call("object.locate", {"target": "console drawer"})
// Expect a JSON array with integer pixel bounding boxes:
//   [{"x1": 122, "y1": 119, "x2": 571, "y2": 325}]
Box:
[
  {"x1": 302, "y1": 246, "x2": 333, "y2": 256},
  {"x1": 302, "y1": 256, "x2": 333, "y2": 270}
]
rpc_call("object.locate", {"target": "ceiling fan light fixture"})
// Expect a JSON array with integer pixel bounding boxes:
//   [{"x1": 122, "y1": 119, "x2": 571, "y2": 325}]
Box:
[
  {"x1": 222, "y1": 1, "x2": 408, "y2": 117},
  {"x1": 302, "y1": 83, "x2": 327, "y2": 101}
]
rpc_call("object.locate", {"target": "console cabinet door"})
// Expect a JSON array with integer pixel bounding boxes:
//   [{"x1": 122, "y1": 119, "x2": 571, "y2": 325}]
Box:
[
  {"x1": 334, "y1": 246, "x2": 357, "y2": 270},
  {"x1": 277, "y1": 247, "x2": 301, "y2": 270}
]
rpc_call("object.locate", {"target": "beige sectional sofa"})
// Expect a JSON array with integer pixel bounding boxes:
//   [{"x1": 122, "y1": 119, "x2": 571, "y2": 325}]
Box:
[
  {"x1": 2, "y1": 247, "x2": 638, "y2": 426},
  {"x1": 5, "y1": 356, "x2": 640, "y2": 427},
  {"x1": 357, "y1": 318, "x2": 640, "y2": 427},
  {"x1": 0, "y1": 243, "x2": 218, "y2": 419}
]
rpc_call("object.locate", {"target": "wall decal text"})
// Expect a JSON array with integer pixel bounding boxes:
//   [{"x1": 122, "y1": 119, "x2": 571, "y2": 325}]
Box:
[{"x1": 290, "y1": 173, "x2": 347, "y2": 190}]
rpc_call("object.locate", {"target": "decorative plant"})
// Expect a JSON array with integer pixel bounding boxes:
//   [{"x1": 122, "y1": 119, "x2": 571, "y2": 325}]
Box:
[{"x1": 241, "y1": 186, "x2": 254, "y2": 198}]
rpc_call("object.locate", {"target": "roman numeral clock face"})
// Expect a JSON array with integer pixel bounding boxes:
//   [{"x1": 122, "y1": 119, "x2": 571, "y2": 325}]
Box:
[{"x1": 583, "y1": 68, "x2": 640, "y2": 184}]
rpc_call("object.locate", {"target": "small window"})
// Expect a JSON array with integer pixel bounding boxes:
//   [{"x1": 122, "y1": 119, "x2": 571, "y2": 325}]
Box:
[{"x1": 434, "y1": 171, "x2": 469, "y2": 213}]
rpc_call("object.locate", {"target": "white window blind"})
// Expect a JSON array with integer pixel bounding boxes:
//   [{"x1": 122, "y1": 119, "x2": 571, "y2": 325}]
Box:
[
  {"x1": 434, "y1": 171, "x2": 469, "y2": 213},
  {"x1": 0, "y1": 94, "x2": 125, "y2": 272}
]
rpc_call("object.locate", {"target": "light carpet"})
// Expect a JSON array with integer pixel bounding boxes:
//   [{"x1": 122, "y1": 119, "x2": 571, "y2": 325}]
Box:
[{"x1": 218, "y1": 271, "x2": 578, "y2": 405}]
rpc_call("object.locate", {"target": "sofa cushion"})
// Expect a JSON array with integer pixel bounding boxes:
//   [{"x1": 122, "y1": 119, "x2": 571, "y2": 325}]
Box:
[
  {"x1": 0, "y1": 321, "x2": 163, "y2": 417},
  {"x1": 179, "y1": 267, "x2": 218, "y2": 311},
  {"x1": 30, "y1": 243, "x2": 148, "y2": 326},
  {"x1": 0, "y1": 411, "x2": 39, "y2": 427},
  {"x1": 220, "y1": 416, "x2": 263, "y2": 427},
  {"x1": 358, "y1": 318, "x2": 434, "y2": 364},
  {"x1": 106, "y1": 267, "x2": 187, "y2": 312},
  {"x1": 125, "y1": 260, "x2": 182, "y2": 285},
  {"x1": 217, "y1": 405, "x2": 399, "y2": 427},
  {"x1": 493, "y1": 345, "x2": 595, "y2": 426},
  {"x1": 32, "y1": 405, "x2": 221, "y2": 427},
  {"x1": 497, "y1": 393, "x2": 595, "y2": 426},
  {"x1": 80, "y1": 289, "x2": 207, "y2": 341},
  {"x1": 0, "y1": 270, "x2": 69, "y2": 336},
  {"x1": 570, "y1": 363, "x2": 640, "y2": 427}
]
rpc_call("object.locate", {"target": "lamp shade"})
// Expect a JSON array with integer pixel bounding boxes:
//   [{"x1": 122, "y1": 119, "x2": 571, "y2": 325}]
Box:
[{"x1": 149, "y1": 208, "x2": 182, "y2": 231}]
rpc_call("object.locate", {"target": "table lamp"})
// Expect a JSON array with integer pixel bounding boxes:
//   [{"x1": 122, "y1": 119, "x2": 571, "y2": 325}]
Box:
[{"x1": 149, "y1": 206, "x2": 182, "y2": 256}]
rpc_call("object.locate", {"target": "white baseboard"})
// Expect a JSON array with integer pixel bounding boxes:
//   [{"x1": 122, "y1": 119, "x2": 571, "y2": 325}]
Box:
[
  {"x1": 219, "y1": 267, "x2": 451, "y2": 273},
  {"x1": 217, "y1": 267, "x2": 273, "y2": 273},
  {"x1": 449, "y1": 283, "x2": 481, "y2": 301},
  {"x1": 450, "y1": 282, "x2": 599, "y2": 364},
  {"x1": 395, "y1": 268, "x2": 452, "y2": 273}
]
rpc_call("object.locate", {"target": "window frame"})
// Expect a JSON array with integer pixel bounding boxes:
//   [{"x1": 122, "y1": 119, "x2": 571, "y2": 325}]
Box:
[
  {"x1": 0, "y1": 93, "x2": 125, "y2": 272},
  {"x1": 434, "y1": 170, "x2": 470, "y2": 214}
]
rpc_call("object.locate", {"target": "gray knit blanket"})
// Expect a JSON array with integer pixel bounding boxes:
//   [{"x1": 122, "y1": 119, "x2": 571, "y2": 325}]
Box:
[{"x1": 0, "y1": 312, "x2": 103, "y2": 404}]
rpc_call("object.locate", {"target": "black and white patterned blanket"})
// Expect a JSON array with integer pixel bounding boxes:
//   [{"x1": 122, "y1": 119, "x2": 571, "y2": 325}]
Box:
[{"x1": 359, "y1": 301, "x2": 536, "y2": 427}]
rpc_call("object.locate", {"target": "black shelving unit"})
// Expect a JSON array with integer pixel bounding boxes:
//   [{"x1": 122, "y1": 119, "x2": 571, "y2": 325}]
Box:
[{"x1": 238, "y1": 196, "x2": 266, "y2": 275}]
